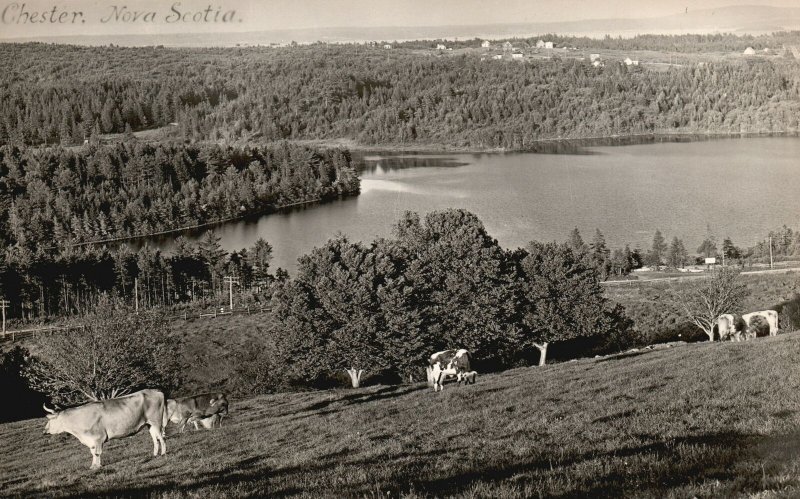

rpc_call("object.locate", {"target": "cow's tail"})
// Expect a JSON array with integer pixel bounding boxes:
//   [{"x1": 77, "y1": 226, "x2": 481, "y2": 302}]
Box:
[{"x1": 160, "y1": 393, "x2": 169, "y2": 436}]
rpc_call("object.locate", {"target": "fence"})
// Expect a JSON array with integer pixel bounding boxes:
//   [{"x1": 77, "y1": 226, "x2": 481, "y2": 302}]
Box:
[{"x1": 0, "y1": 305, "x2": 272, "y2": 344}]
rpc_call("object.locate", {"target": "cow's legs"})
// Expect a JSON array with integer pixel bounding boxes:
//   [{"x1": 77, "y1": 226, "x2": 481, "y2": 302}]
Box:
[
  {"x1": 148, "y1": 424, "x2": 166, "y2": 456},
  {"x1": 89, "y1": 441, "x2": 103, "y2": 469}
]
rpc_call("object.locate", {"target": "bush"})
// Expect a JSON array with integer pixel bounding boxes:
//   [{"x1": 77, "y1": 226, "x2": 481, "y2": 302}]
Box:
[
  {"x1": 25, "y1": 303, "x2": 185, "y2": 405},
  {"x1": 0, "y1": 346, "x2": 46, "y2": 422}
]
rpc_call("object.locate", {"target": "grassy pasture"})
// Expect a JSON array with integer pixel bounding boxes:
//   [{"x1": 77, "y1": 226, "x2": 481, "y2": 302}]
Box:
[
  {"x1": 168, "y1": 313, "x2": 274, "y2": 395},
  {"x1": 3, "y1": 332, "x2": 800, "y2": 497}
]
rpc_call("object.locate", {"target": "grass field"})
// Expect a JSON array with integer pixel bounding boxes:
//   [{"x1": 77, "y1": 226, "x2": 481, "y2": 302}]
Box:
[
  {"x1": 607, "y1": 270, "x2": 800, "y2": 344},
  {"x1": 3, "y1": 332, "x2": 800, "y2": 497}
]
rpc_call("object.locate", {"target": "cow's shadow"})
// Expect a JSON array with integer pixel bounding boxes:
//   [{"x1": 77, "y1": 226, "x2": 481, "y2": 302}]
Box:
[{"x1": 299, "y1": 384, "x2": 426, "y2": 414}]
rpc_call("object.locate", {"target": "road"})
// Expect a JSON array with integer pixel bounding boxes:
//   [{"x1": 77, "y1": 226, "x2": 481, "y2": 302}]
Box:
[{"x1": 602, "y1": 266, "x2": 800, "y2": 285}]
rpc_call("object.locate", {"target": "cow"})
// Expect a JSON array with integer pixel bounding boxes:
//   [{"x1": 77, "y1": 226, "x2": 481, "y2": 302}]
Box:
[
  {"x1": 428, "y1": 349, "x2": 472, "y2": 392},
  {"x1": 166, "y1": 393, "x2": 228, "y2": 433},
  {"x1": 742, "y1": 310, "x2": 779, "y2": 337},
  {"x1": 42, "y1": 389, "x2": 167, "y2": 469},
  {"x1": 716, "y1": 314, "x2": 747, "y2": 341},
  {"x1": 190, "y1": 413, "x2": 223, "y2": 431}
]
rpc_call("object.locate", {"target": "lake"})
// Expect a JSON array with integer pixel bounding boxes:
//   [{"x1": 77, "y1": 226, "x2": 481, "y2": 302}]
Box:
[{"x1": 145, "y1": 137, "x2": 800, "y2": 273}]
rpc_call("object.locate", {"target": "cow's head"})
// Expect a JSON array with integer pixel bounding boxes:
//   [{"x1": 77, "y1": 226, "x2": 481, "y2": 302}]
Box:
[
  {"x1": 210, "y1": 395, "x2": 229, "y2": 416},
  {"x1": 42, "y1": 404, "x2": 61, "y2": 435}
]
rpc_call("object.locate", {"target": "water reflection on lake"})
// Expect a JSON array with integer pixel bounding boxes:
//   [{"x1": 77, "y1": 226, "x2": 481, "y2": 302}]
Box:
[{"x1": 142, "y1": 137, "x2": 800, "y2": 273}]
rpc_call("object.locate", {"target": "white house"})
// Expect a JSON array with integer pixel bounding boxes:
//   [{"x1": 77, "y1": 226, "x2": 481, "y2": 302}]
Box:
[
  {"x1": 592, "y1": 60, "x2": 603, "y2": 67},
  {"x1": 503, "y1": 41, "x2": 513, "y2": 51},
  {"x1": 624, "y1": 57, "x2": 639, "y2": 66},
  {"x1": 383, "y1": 44, "x2": 392, "y2": 49},
  {"x1": 590, "y1": 53, "x2": 601, "y2": 62},
  {"x1": 544, "y1": 41, "x2": 554, "y2": 49},
  {"x1": 536, "y1": 40, "x2": 545, "y2": 48},
  {"x1": 492, "y1": 54, "x2": 503, "y2": 60},
  {"x1": 743, "y1": 46, "x2": 756, "y2": 55},
  {"x1": 436, "y1": 43, "x2": 447, "y2": 50},
  {"x1": 481, "y1": 40, "x2": 491, "y2": 48},
  {"x1": 511, "y1": 52, "x2": 524, "y2": 59}
]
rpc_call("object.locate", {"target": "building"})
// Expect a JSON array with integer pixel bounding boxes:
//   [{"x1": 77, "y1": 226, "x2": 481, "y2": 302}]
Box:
[
  {"x1": 503, "y1": 41, "x2": 513, "y2": 51},
  {"x1": 481, "y1": 40, "x2": 491, "y2": 48},
  {"x1": 383, "y1": 44, "x2": 392, "y2": 49},
  {"x1": 743, "y1": 46, "x2": 756, "y2": 55},
  {"x1": 511, "y1": 52, "x2": 524, "y2": 59},
  {"x1": 492, "y1": 54, "x2": 503, "y2": 60},
  {"x1": 624, "y1": 57, "x2": 639, "y2": 66},
  {"x1": 590, "y1": 53, "x2": 601, "y2": 62},
  {"x1": 536, "y1": 40, "x2": 545, "y2": 48},
  {"x1": 436, "y1": 43, "x2": 447, "y2": 50},
  {"x1": 544, "y1": 41, "x2": 554, "y2": 49},
  {"x1": 592, "y1": 60, "x2": 603, "y2": 67}
]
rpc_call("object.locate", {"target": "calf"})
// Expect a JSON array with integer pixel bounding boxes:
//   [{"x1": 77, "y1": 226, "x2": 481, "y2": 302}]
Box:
[{"x1": 166, "y1": 393, "x2": 228, "y2": 433}]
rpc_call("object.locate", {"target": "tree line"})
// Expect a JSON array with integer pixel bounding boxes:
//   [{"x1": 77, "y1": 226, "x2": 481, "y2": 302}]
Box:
[
  {"x1": 2, "y1": 41, "x2": 799, "y2": 150},
  {"x1": 0, "y1": 142, "x2": 359, "y2": 253},
  {"x1": 0, "y1": 231, "x2": 278, "y2": 322},
  {"x1": 397, "y1": 31, "x2": 800, "y2": 53}
]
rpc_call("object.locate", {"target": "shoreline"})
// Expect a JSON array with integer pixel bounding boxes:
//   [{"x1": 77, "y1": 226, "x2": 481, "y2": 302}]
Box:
[{"x1": 282, "y1": 130, "x2": 800, "y2": 155}]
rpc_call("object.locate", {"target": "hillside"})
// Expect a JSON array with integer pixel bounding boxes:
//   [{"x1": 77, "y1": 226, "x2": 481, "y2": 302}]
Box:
[{"x1": 3, "y1": 333, "x2": 800, "y2": 497}]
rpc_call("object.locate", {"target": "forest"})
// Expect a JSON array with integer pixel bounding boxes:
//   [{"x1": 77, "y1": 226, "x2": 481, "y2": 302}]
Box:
[
  {"x1": 1, "y1": 37, "x2": 800, "y2": 150},
  {"x1": 0, "y1": 142, "x2": 359, "y2": 251}
]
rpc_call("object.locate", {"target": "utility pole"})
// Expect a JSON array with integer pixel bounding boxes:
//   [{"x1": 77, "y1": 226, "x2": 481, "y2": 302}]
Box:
[
  {"x1": 223, "y1": 276, "x2": 239, "y2": 310},
  {"x1": 769, "y1": 236, "x2": 774, "y2": 269},
  {"x1": 0, "y1": 299, "x2": 8, "y2": 334},
  {"x1": 134, "y1": 277, "x2": 139, "y2": 314}
]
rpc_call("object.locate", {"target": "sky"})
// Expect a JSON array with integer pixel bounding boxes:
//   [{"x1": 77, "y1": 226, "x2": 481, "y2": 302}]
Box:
[{"x1": 0, "y1": 0, "x2": 798, "y2": 39}]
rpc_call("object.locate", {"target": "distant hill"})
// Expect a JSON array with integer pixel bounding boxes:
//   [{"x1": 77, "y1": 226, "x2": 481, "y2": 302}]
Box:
[
  {"x1": 4, "y1": 331, "x2": 800, "y2": 496},
  {"x1": 5, "y1": 5, "x2": 800, "y2": 46}
]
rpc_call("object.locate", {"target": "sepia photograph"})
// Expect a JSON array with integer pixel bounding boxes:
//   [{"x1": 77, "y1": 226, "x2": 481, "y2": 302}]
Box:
[{"x1": 1, "y1": 0, "x2": 800, "y2": 496}]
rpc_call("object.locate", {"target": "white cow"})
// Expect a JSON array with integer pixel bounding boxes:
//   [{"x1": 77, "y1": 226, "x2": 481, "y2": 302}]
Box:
[
  {"x1": 428, "y1": 349, "x2": 472, "y2": 392},
  {"x1": 43, "y1": 389, "x2": 167, "y2": 469},
  {"x1": 742, "y1": 310, "x2": 779, "y2": 337}
]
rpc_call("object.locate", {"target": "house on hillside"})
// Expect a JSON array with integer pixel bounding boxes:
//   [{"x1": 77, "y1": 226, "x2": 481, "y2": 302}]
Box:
[
  {"x1": 590, "y1": 53, "x2": 601, "y2": 62},
  {"x1": 743, "y1": 46, "x2": 756, "y2": 55},
  {"x1": 536, "y1": 40, "x2": 545, "y2": 48},
  {"x1": 624, "y1": 57, "x2": 639, "y2": 66},
  {"x1": 544, "y1": 41, "x2": 554, "y2": 49},
  {"x1": 481, "y1": 40, "x2": 491, "y2": 48},
  {"x1": 383, "y1": 44, "x2": 392, "y2": 49},
  {"x1": 436, "y1": 43, "x2": 447, "y2": 50},
  {"x1": 503, "y1": 41, "x2": 513, "y2": 51},
  {"x1": 492, "y1": 54, "x2": 503, "y2": 60},
  {"x1": 511, "y1": 52, "x2": 524, "y2": 60}
]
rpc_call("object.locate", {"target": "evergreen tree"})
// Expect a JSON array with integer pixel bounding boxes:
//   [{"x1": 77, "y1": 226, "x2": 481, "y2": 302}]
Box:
[
  {"x1": 648, "y1": 230, "x2": 668, "y2": 270},
  {"x1": 566, "y1": 227, "x2": 588, "y2": 256}
]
